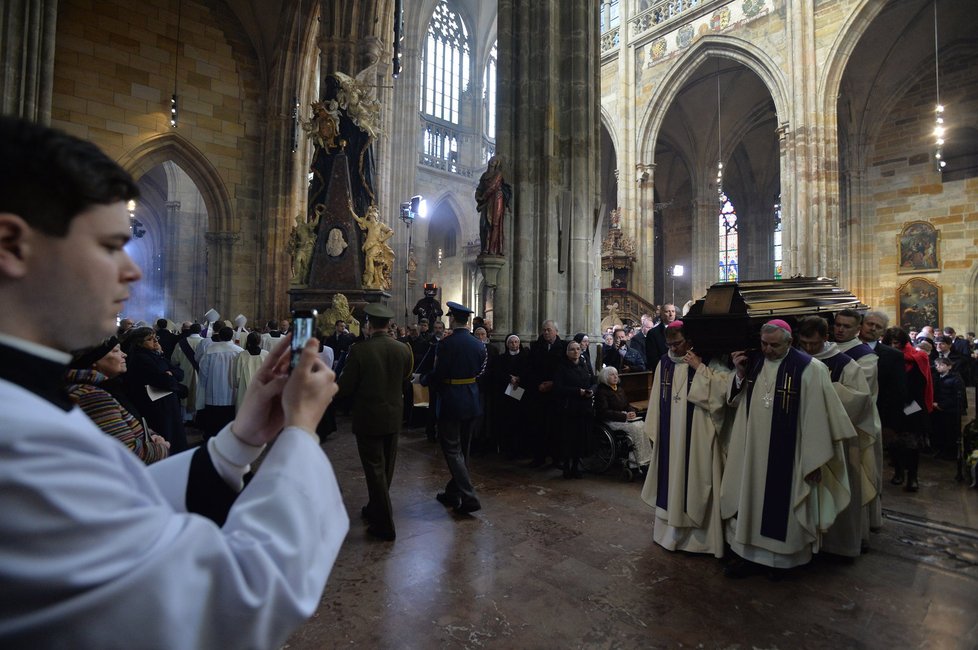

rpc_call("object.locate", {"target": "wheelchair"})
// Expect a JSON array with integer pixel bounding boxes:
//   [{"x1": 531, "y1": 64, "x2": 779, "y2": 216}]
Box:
[{"x1": 582, "y1": 418, "x2": 650, "y2": 482}]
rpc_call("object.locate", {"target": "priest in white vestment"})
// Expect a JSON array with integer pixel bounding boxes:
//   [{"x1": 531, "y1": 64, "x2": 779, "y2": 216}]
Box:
[
  {"x1": 796, "y1": 316, "x2": 879, "y2": 557},
  {"x1": 171, "y1": 322, "x2": 204, "y2": 422},
  {"x1": 198, "y1": 326, "x2": 244, "y2": 436},
  {"x1": 720, "y1": 320, "x2": 855, "y2": 574},
  {"x1": 640, "y1": 321, "x2": 731, "y2": 558}
]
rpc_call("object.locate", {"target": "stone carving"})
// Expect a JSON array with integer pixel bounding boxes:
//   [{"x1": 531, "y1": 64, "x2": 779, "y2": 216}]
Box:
[
  {"x1": 288, "y1": 212, "x2": 319, "y2": 285},
  {"x1": 302, "y1": 101, "x2": 342, "y2": 151},
  {"x1": 600, "y1": 302, "x2": 624, "y2": 332},
  {"x1": 326, "y1": 227, "x2": 348, "y2": 257},
  {"x1": 349, "y1": 201, "x2": 394, "y2": 290},
  {"x1": 317, "y1": 292, "x2": 361, "y2": 337},
  {"x1": 332, "y1": 71, "x2": 380, "y2": 141}
]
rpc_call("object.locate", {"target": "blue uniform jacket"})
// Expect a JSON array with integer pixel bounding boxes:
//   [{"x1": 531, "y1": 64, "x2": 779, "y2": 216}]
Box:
[{"x1": 429, "y1": 328, "x2": 488, "y2": 420}]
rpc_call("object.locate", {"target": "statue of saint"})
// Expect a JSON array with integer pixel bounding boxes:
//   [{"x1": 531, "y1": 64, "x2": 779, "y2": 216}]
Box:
[
  {"x1": 475, "y1": 155, "x2": 512, "y2": 256},
  {"x1": 349, "y1": 201, "x2": 394, "y2": 290},
  {"x1": 288, "y1": 212, "x2": 319, "y2": 285},
  {"x1": 317, "y1": 293, "x2": 361, "y2": 337}
]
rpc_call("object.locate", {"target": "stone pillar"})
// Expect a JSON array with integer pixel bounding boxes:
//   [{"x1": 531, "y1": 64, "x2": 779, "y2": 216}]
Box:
[
  {"x1": 205, "y1": 231, "x2": 240, "y2": 317},
  {"x1": 164, "y1": 201, "x2": 181, "y2": 318},
  {"x1": 496, "y1": 0, "x2": 601, "y2": 340},
  {"x1": 1, "y1": 0, "x2": 57, "y2": 123},
  {"x1": 634, "y1": 162, "x2": 655, "y2": 299}
]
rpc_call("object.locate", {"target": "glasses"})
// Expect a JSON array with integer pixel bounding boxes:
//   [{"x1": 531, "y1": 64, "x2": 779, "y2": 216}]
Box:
[{"x1": 666, "y1": 339, "x2": 686, "y2": 348}]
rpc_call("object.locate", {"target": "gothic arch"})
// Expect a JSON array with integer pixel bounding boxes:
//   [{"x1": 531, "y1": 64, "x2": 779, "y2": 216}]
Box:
[
  {"x1": 637, "y1": 36, "x2": 789, "y2": 164},
  {"x1": 600, "y1": 105, "x2": 621, "y2": 159},
  {"x1": 117, "y1": 133, "x2": 234, "y2": 234},
  {"x1": 817, "y1": 0, "x2": 888, "y2": 123}
]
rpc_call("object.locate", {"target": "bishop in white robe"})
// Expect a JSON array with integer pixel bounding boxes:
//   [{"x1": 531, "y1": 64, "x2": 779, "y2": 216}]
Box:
[{"x1": 720, "y1": 320, "x2": 855, "y2": 570}]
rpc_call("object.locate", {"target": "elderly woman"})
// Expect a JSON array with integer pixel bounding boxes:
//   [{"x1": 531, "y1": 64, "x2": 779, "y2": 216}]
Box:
[
  {"x1": 66, "y1": 337, "x2": 170, "y2": 464},
  {"x1": 594, "y1": 365, "x2": 653, "y2": 470},
  {"x1": 553, "y1": 340, "x2": 594, "y2": 478},
  {"x1": 491, "y1": 333, "x2": 529, "y2": 459}
]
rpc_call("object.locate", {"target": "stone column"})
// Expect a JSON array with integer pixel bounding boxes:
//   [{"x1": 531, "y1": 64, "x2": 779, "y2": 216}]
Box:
[
  {"x1": 164, "y1": 201, "x2": 181, "y2": 318},
  {"x1": 633, "y1": 162, "x2": 655, "y2": 299},
  {"x1": 496, "y1": 0, "x2": 601, "y2": 340},
  {"x1": 1, "y1": 0, "x2": 57, "y2": 123}
]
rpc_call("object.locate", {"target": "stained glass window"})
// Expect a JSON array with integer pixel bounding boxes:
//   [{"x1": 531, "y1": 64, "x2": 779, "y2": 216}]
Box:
[
  {"x1": 718, "y1": 193, "x2": 738, "y2": 281},
  {"x1": 420, "y1": 1, "x2": 470, "y2": 125},
  {"x1": 773, "y1": 199, "x2": 782, "y2": 279}
]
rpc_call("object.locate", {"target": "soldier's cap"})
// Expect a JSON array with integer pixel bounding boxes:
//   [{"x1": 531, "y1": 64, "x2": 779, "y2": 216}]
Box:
[
  {"x1": 446, "y1": 301, "x2": 473, "y2": 315},
  {"x1": 364, "y1": 303, "x2": 394, "y2": 319}
]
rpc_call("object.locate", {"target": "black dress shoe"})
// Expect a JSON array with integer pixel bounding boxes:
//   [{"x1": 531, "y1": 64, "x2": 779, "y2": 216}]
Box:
[
  {"x1": 366, "y1": 527, "x2": 396, "y2": 542},
  {"x1": 890, "y1": 473, "x2": 904, "y2": 486},
  {"x1": 904, "y1": 481, "x2": 919, "y2": 493},
  {"x1": 723, "y1": 558, "x2": 760, "y2": 579},
  {"x1": 436, "y1": 492, "x2": 460, "y2": 508},
  {"x1": 454, "y1": 500, "x2": 482, "y2": 514}
]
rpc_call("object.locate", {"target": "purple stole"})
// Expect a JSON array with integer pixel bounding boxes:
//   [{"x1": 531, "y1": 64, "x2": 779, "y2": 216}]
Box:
[
  {"x1": 842, "y1": 342, "x2": 873, "y2": 362},
  {"x1": 744, "y1": 348, "x2": 811, "y2": 542},
  {"x1": 819, "y1": 351, "x2": 850, "y2": 384},
  {"x1": 655, "y1": 355, "x2": 696, "y2": 512}
]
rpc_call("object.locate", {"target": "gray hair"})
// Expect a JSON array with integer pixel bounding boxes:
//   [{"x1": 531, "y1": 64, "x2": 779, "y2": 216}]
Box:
[
  {"x1": 760, "y1": 323, "x2": 792, "y2": 342},
  {"x1": 541, "y1": 319, "x2": 558, "y2": 332},
  {"x1": 864, "y1": 310, "x2": 889, "y2": 327},
  {"x1": 596, "y1": 365, "x2": 619, "y2": 386}
]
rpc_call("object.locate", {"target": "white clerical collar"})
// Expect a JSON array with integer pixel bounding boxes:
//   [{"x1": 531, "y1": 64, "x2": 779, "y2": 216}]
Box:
[
  {"x1": 813, "y1": 341, "x2": 838, "y2": 360},
  {"x1": 668, "y1": 352, "x2": 686, "y2": 364},
  {"x1": 0, "y1": 332, "x2": 72, "y2": 364}
]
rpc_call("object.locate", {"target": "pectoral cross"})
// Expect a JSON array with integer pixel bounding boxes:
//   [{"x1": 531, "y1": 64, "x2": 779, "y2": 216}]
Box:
[{"x1": 775, "y1": 374, "x2": 797, "y2": 411}]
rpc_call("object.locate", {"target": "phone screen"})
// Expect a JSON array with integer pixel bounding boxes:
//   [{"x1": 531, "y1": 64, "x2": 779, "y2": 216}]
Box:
[{"x1": 290, "y1": 309, "x2": 317, "y2": 370}]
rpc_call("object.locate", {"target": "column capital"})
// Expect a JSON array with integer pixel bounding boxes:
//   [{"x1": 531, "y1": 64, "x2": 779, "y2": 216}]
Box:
[{"x1": 635, "y1": 162, "x2": 655, "y2": 184}]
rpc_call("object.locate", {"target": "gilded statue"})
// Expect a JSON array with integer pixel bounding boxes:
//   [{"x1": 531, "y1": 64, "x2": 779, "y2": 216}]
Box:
[
  {"x1": 288, "y1": 211, "x2": 319, "y2": 285},
  {"x1": 302, "y1": 100, "x2": 342, "y2": 151},
  {"x1": 349, "y1": 200, "x2": 394, "y2": 290},
  {"x1": 317, "y1": 293, "x2": 361, "y2": 337}
]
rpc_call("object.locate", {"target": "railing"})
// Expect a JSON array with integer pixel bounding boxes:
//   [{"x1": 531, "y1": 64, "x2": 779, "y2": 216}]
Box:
[
  {"x1": 630, "y1": 0, "x2": 716, "y2": 39},
  {"x1": 601, "y1": 288, "x2": 658, "y2": 327},
  {"x1": 601, "y1": 26, "x2": 620, "y2": 55},
  {"x1": 419, "y1": 118, "x2": 478, "y2": 178}
]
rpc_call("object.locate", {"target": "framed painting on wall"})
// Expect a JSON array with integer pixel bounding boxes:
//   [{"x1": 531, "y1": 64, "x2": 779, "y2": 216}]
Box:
[
  {"x1": 897, "y1": 221, "x2": 940, "y2": 273},
  {"x1": 897, "y1": 277, "x2": 941, "y2": 332}
]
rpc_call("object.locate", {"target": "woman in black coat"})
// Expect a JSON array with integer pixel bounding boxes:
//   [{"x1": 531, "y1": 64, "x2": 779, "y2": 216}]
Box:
[
  {"x1": 123, "y1": 327, "x2": 188, "y2": 453},
  {"x1": 492, "y1": 333, "x2": 530, "y2": 458},
  {"x1": 553, "y1": 339, "x2": 594, "y2": 478}
]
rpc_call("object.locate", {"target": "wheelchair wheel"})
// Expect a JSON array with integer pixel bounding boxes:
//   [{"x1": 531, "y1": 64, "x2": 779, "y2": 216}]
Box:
[
  {"x1": 621, "y1": 467, "x2": 634, "y2": 482},
  {"x1": 582, "y1": 426, "x2": 616, "y2": 474}
]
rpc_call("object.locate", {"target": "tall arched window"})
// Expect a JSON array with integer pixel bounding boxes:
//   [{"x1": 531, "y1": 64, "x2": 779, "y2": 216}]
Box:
[
  {"x1": 718, "y1": 193, "x2": 738, "y2": 281},
  {"x1": 421, "y1": 1, "x2": 470, "y2": 125},
  {"x1": 483, "y1": 40, "x2": 497, "y2": 159},
  {"x1": 773, "y1": 198, "x2": 782, "y2": 279}
]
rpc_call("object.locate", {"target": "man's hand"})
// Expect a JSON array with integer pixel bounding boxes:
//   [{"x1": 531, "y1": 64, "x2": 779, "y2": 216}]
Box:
[
  {"x1": 731, "y1": 350, "x2": 749, "y2": 379},
  {"x1": 231, "y1": 335, "x2": 336, "y2": 445},
  {"x1": 685, "y1": 348, "x2": 702, "y2": 370}
]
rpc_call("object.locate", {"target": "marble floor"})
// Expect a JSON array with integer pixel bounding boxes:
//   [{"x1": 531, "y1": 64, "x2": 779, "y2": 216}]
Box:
[{"x1": 286, "y1": 417, "x2": 978, "y2": 650}]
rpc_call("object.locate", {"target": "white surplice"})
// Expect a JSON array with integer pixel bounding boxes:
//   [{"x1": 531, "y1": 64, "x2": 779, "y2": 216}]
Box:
[{"x1": 198, "y1": 341, "x2": 244, "y2": 409}]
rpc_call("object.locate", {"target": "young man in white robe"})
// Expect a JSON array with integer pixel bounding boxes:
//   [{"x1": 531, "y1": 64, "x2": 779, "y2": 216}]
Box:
[
  {"x1": 795, "y1": 316, "x2": 880, "y2": 558},
  {"x1": 0, "y1": 117, "x2": 348, "y2": 648},
  {"x1": 640, "y1": 321, "x2": 731, "y2": 558},
  {"x1": 198, "y1": 325, "x2": 245, "y2": 436},
  {"x1": 720, "y1": 320, "x2": 855, "y2": 577}
]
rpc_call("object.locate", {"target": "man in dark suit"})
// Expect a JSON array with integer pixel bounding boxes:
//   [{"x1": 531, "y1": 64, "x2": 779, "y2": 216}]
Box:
[
  {"x1": 426, "y1": 302, "x2": 487, "y2": 514},
  {"x1": 525, "y1": 319, "x2": 566, "y2": 468},
  {"x1": 336, "y1": 303, "x2": 414, "y2": 541},
  {"x1": 155, "y1": 318, "x2": 179, "y2": 359},
  {"x1": 645, "y1": 303, "x2": 677, "y2": 372}
]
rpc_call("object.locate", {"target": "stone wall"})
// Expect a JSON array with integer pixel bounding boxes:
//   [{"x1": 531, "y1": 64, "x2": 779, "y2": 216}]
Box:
[{"x1": 50, "y1": 0, "x2": 265, "y2": 324}]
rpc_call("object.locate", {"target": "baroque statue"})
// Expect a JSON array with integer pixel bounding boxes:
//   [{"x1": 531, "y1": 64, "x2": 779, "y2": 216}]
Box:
[
  {"x1": 475, "y1": 155, "x2": 512, "y2": 255},
  {"x1": 288, "y1": 211, "x2": 319, "y2": 285},
  {"x1": 317, "y1": 293, "x2": 361, "y2": 337},
  {"x1": 348, "y1": 200, "x2": 394, "y2": 290}
]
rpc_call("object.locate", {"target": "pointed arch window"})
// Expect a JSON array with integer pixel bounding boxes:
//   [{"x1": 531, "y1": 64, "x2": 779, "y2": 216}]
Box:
[
  {"x1": 718, "y1": 193, "x2": 738, "y2": 281},
  {"x1": 484, "y1": 41, "x2": 497, "y2": 146},
  {"x1": 420, "y1": 1, "x2": 470, "y2": 125},
  {"x1": 773, "y1": 198, "x2": 783, "y2": 279}
]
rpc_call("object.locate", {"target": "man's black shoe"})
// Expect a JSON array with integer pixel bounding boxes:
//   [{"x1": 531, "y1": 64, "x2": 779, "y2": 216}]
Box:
[
  {"x1": 454, "y1": 500, "x2": 482, "y2": 514},
  {"x1": 436, "y1": 492, "x2": 460, "y2": 508},
  {"x1": 366, "y1": 527, "x2": 395, "y2": 542},
  {"x1": 723, "y1": 558, "x2": 760, "y2": 579}
]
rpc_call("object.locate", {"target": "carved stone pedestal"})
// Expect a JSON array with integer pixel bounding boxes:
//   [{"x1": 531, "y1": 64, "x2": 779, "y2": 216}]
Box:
[
  {"x1": 288, "y1": 288, "x2": 391, "y2": 328},
  {"x1": 476, "y1": 254, "x2": 506, "y2": 335}
]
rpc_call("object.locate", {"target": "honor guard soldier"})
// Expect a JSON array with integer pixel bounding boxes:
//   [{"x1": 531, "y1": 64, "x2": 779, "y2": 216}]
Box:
[{"x1": 426, "y1": 301, "x2": 487, "y2": 514}]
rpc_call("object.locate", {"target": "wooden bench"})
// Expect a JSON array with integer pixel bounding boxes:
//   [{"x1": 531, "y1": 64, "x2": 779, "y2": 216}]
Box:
[{"x1": 618, "y1": 370, "x2": 654, "y2": 415}]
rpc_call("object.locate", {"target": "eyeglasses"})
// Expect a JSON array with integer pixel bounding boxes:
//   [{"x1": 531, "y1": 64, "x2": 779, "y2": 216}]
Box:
[{"x1": 666, "y1": 339, "x2": 686, "y2": 348}]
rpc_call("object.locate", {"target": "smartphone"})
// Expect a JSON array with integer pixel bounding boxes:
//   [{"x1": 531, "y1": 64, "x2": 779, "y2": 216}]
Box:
[{"x1": 290, "y1": 309, "x2": 317, "y2": 371}]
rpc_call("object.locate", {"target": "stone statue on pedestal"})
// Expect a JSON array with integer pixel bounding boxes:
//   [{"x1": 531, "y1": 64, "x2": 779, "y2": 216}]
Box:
[
  {"x1": 317, "y1": 292, "x2": 361, "y2": 337},
  {"x1": 288, "y1": 212, "x2": 319, "y2": 285},
  {"x1": 476, "y1": 155, "x2": 512, "y2": 256},
  {"x1": 348, "y1": 200, "x2": 394, "y2": 291}
]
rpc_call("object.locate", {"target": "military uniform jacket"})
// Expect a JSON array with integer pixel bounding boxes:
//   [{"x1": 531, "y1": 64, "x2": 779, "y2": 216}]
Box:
[
  {"x1": 336, "y1": 332, "x2": 414, "y2": 436},
  {"x1": 430, "y1": 328, "x2": 488, "y2": 420}
]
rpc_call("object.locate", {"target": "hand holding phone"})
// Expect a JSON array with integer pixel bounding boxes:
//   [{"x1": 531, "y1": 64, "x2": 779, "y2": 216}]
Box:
[{"x1": 290, "y1": 309, "x2": 317, "y2": 371}]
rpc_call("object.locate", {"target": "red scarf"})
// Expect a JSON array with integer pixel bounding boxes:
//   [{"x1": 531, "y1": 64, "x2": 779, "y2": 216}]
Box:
[{"x1": 900, "y1": 342, "x2": 934, "y2": 412}]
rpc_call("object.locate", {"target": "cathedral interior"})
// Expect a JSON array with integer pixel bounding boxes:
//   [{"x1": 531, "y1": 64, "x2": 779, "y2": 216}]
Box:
[{"x1": 3, "y1": 0, "x2": 978, "y2": 646}]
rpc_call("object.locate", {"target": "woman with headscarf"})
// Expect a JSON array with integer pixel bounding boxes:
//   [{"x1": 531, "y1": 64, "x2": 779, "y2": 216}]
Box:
[
  {"x1": 594, "y1": 365, "x2": 653, "y2": 472},
  {"x1": 65, "y1": 337, "x2": 170, "y2": 464},
  {"x1": 553, "y1": 339, "x2": 595, "y2": 478},
  {"x1": 233, "y1": 331, "x2": 268, "y2": 412},
  {"x1": 493, "y1": 333, "x2": 529, "y2": 459},
  {"x1": 573, "y1": 333, "x2": 594, "y2": 374},
  {"x1": 881, "y1": 326, "x2": 933, "y2": 492}
]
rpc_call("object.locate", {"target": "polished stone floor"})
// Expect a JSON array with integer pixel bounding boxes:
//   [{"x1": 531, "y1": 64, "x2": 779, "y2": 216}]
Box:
[{"x1": 286, "y1": 416, "x2": 978, "y2": 649}]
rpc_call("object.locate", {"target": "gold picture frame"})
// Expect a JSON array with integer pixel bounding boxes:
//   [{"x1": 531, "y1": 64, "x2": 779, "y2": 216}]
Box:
[
  {"x1": 897, "y1": 220, "x2": 940, "y2": 274},
  {"x1": 897, "y1": 277, "x2": 941, "y2": 332}
]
